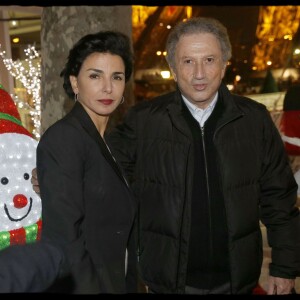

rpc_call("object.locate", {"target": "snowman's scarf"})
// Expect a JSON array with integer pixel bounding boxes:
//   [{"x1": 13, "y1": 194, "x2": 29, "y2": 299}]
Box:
[
  {"x1": 0, "y1": 112, "x2": 23, "y2": 126},
  {"x1": 0, "y1": 219, "x2": 42, "y2": 250}
]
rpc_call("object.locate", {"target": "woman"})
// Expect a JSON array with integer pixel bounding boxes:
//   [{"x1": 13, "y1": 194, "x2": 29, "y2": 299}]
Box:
[{"x1": 0, "y1": 31, "x2": 138, "y2": 294}]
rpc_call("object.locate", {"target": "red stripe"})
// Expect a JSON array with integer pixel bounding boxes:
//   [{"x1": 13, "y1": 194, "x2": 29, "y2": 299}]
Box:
[
  {"x1": 37, "y1": 219, "x2": 43, "y2": 241},
  {"x1": 10, "y1": 227, "x2": 26, "y2": 245}
]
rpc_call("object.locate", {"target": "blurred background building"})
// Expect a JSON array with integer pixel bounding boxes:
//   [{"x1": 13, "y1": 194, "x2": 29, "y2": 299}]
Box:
[{"x1": 0, "y1": 5, "x2": 300, "y2": 134}]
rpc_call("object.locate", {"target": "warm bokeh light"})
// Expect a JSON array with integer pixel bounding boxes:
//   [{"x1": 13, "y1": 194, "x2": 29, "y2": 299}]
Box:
[
  {"x1": 12, "y1": 37, "x2": 19, "y2": 44},
  {"x1": 161, "y1": 70, "x2": 170, "y2": 79}
]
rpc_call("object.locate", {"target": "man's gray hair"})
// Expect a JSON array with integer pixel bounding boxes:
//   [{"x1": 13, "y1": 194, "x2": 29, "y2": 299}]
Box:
[{"x1": 165, "y1": 17, "x2": 232, "y2": 70}]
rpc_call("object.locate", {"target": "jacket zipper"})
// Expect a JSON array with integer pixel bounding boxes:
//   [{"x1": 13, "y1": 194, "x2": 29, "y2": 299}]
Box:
[{"x1": 200, "y1": 125, "x2": 213, "y2": 285}]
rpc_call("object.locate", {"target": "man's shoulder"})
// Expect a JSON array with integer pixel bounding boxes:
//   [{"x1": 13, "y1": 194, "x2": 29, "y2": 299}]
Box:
[
  {"x1": 132, "y1": 90, "x2": 178, "y2": 111},
  {"x1": 232, "y1": 93, "x2": 267, "y2": 112}
]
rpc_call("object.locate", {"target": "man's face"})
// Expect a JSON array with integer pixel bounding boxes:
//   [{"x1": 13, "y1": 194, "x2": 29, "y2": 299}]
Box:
[{"x1": 171, "y1": 32, "x2": 227, "y2": 109}]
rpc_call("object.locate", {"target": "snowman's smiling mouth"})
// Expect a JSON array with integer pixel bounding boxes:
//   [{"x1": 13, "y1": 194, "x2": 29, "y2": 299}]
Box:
[{"x1": 4, "y1": 197, "x2": 33, "y2": 221}]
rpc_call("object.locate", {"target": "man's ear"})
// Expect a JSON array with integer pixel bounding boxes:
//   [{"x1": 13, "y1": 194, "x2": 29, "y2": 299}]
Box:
[
  {"x1": 170, "y1": 67, "x2": 177, "y2": 82},
  {"x1": 221, "y1": 63, "x2": 228, "y2": 79}
]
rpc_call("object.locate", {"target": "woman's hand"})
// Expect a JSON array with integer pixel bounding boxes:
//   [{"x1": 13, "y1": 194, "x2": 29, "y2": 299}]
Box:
[{"x1": 31, "y1": 167, "x2": 40, "y2": 196}]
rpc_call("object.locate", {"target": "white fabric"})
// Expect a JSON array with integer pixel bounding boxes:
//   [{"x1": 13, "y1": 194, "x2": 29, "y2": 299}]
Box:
[
  {"x1": 182, "y1": 92, "x2": 218, "y2": 127},
  {"x1": 281, "y1": 135, "x2": 300, "y2": 147},
  {"x1": 294, "y1": 169, "x2": 300, "y2": 196}
]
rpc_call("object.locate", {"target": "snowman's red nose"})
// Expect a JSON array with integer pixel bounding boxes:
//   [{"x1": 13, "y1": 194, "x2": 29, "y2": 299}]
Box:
[{"x1": 13, "y1": 194, "x2": 28, "y2": 208}]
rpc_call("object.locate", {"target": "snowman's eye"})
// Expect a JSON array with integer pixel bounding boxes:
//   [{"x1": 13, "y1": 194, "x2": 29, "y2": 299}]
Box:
[
  {"x1": 24, "y1": 173, "x2": 30, "y2": 180},
  {"x1": 1, "y1": 177, "x2": 8, "y2": 185}
]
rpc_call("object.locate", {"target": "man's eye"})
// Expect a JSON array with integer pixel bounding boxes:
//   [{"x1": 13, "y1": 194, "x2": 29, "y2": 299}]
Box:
[{"x1": 206, "y1": 57, "x2": 215, "y2": 63}]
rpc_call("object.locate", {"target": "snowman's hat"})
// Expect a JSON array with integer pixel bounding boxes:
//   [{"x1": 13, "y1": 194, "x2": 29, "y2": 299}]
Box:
[{"x1": 0, "y1": 84, "x2": 32, "y2": 138}]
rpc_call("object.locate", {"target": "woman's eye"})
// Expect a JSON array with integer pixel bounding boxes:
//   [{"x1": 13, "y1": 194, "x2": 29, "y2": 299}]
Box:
[
  {"x1": 113, "y1": 75, "x2": 123, "y2": 81},
  {"x1": 89, "y1": 73, "x2": 99, "y2": 79}
]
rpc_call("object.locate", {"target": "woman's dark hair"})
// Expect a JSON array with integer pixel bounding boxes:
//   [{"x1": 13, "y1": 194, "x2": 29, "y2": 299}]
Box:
[{"x1": 60, "y1": 30, "x2": 134, "y2": 99}]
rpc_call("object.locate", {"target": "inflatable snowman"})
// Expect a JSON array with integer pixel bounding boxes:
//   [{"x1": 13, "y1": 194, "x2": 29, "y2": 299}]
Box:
[{"x1": 0, "y1": 85, "x2": 42, "y2": 250}]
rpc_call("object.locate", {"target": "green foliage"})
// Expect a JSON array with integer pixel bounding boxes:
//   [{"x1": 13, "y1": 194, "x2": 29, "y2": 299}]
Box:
[{"x1": 260, "y1": 69, "x2": 279, "y2": 93}]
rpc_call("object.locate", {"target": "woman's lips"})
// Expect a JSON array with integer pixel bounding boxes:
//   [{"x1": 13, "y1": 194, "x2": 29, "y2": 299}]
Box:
[{"x1": 99, "y1": 99, "x2": 113, "y2": 105}]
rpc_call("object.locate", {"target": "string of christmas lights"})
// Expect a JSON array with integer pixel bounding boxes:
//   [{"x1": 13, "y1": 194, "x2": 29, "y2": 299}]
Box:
[{"x1": 0, "y1": 45, "x2": 41, "y2": 140}]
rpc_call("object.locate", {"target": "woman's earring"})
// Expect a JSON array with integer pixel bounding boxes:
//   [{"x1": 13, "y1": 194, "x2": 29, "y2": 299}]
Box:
[
  {"x1": 120, "y1": 96, "x2": 124, "y2": 104},
  {"x1": 74, "y1": 93, "x2": 79, "y2": 102}
]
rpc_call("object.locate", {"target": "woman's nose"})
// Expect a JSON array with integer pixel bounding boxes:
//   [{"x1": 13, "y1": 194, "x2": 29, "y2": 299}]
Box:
[{"x1": 102, "y1": 78, "x2": 112, "y2": 93}]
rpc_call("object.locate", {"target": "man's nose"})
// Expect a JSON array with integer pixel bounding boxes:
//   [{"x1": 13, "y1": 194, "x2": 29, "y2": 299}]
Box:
[{"x1": 193, "y1": 62, "x2": 205, "y2": 79}]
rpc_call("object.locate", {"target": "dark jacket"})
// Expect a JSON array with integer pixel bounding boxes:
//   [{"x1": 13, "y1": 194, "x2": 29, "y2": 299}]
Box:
[
  {"x1": 107, "y1": 82, "x2": 300, "y2": 294},
  {"x1": 0, "y1": 102, "x2": 138, "y2": 294}
]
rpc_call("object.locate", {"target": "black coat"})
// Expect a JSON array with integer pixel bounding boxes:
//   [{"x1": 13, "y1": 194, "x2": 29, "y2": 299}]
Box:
[
  {"x1": 0, "y1": 102, "x2": 138, "y2": 294},
  {"x1": 108, "y1": 82, "x2": 300, "y2": 294}
]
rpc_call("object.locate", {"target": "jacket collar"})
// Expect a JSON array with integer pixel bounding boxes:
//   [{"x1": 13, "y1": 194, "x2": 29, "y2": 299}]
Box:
[
  {"x1": 166, "y1": 88, "x2": 192, "y2": 138},
  {"x1": 70, "y1": 101, "x2": 129, "y2": 187},
  {"x1": 167, "y1": 82, "x2": 244, "y2": 134},
  {"x1": 215, "y1": 82, "x2": 244, "y2": 128}
]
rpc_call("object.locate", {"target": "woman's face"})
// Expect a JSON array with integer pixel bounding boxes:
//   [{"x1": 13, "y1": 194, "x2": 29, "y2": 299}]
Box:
[{"x1": 70, "y1": 52, "x2": 125, "y2": 118}]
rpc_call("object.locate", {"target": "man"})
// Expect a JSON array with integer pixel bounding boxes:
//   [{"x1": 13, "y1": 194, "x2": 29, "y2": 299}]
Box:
[
  {"x1": 106, "y1": 17, "x2": 300, "y2": 295},
  {"x1": 32, "y1": 17, "x2": 300, "y2": 294}
]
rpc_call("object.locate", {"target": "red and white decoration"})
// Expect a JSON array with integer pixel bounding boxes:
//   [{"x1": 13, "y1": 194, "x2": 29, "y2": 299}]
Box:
[{"x1": 0, "y1": 84, "x2": 42, "y2": 250}]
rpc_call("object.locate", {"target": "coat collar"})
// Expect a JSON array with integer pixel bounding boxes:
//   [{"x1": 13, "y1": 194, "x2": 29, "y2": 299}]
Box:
[
  {"x1": 70, "y1": 101, "x2": 129, "y2": 187},
  {"x1": 166, "y1": 88, "x2": 192, "y2": 138},
  {"x1": 166, "y1": 82, "x2": 244, "y2": 134},
  {"x1": 215, "y1": 82, "x2": 245, "y2": 129}
]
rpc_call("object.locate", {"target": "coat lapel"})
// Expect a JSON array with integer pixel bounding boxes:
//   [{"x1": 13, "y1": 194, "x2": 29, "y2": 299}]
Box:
[{"x1": 70, "y1": 102, "x2": 129, "y2": 187}]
